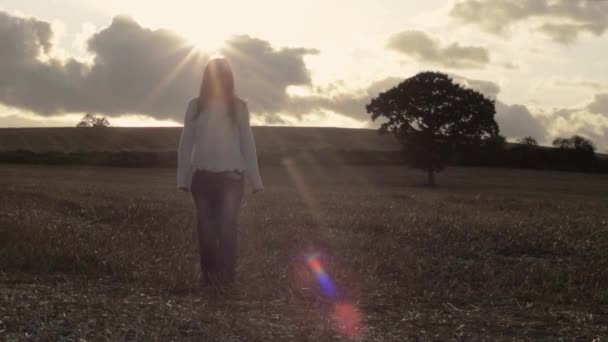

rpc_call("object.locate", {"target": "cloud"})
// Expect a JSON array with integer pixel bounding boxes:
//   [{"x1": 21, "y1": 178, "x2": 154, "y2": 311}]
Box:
[
  {"x1": 450, "y1": 74, "x2": 547, "y2": 141},
  {"x1": 495, "y1": 102, "x2": 547, "y2": 141},
  {"x1": 542, "y1": 108, "x2": 608, "y2": 152},
  {"x1": 0, "y1": 11, "x2": 82, "y2": 114},
  {"x1": 503, "y1": 62, "x2": 518, "y2": 70},
  {"x1": 0, "y1": 11, "x2": 52, "y2": 61},
  {"x1": 538, "y1": 23, "x2": 584, "y2": 45},
  {"x1": 290, "y1": 73, "x2": 550, "y2": 143},
  {"x1": 387, "y1": 30, "x2": 489, "y2": 69},
  {"x1": 553, "y1": 79, "x2": 606, "y2": 91},
  {"x1": 221, "y1": 35, "x2": 318, "y2": 115},
  {"x1": 287, "y1": 77, "x2": 402, "y2": 123},
  {"x1": 450, "y1": 0, "x2": 608, "y2": 43},
  {"x1": 588, "y1": 93, "x2": 608, "y2": 116},
  {"x1": 0, "y1": 115, "x2": 57, "y2": 127},
  {"x1": 78, "y1": 15, "x2": 202, "y2": 118},
  {"x1": 449, "y1": 76, "x2": 607, "y2": 151},
  {"x1": 533, "y1": 94, "x2": 608, "y2": 151},
  {"x1": 0, "y1": 12, "x2": 317, "y2": 122},
  {"x1": 289, "y1": 73, "x2": 550, "y2": 145},
  {"x1": 449, "y1": 74, "x2": 500, "y2": 99}
]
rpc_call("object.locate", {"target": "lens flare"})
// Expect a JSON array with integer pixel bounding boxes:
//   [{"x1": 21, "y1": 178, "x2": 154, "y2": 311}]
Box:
[
  {"x1": 306, "y1": 252, "x2": 337, "y2": 299},
  {"x1": 305, "y1": 252, "x2": 363, "y2": 339},
  {"x1": 333, "y1": 302, "x2": 363, "y2": 338}
]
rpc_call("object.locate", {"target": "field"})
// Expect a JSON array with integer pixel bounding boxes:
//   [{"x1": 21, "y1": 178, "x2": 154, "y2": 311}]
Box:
[{"x1": 1, "y1": 163, "x2": 608, "y2": 341}]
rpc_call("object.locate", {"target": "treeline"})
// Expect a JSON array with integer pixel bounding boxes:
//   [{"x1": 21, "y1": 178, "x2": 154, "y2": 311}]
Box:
[
  {"x1": 0, "y1": 136, "x2": 606, "y2": 173},
  {"x1": 451, "y1": 135, "x2": 608, "y2": 173}
]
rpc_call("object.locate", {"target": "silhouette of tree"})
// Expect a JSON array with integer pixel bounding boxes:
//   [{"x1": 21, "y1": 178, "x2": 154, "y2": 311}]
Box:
[
  {"x1": 552, "y1": 135, "x2": 596, "y2": 171},
  {"x1": 366, "y1": 71, "x2": 498, "y2": 185},
  {"x1": 517, "y1": 136, "x2": 538, "y2": 146},
  {"x1": 77, "y1": 113, "x2": 110, "y2": 127},
  {"x1": 552, "y1": 137, "x2": 569, "y2": 149},
  {"x1": 484, "y1": 134, "x2": 507, "y2": 150},
  {"x1": 552, "y1": 135, "x2": 595, "y2": 153},
  {"x1": 514, "y1": 136, "x2": 539, "y2": 168}
]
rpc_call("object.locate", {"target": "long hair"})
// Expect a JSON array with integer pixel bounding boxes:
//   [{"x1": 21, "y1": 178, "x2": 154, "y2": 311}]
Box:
[{"x1": 194, "y1": 57, "x2": 238, "y2": 122}]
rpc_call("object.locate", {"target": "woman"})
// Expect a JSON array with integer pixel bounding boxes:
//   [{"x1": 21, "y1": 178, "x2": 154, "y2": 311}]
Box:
[{"x1": 177, "y1": 57, "x2": 264, "y2": 287}]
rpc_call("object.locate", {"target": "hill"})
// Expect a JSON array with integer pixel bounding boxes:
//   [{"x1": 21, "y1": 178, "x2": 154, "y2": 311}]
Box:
[
  {"x1": 0, "y1": 127, "x2": 400, "y2": 153},
  {"x1": 0, "y1": 127, "x2": 605, "y2": 171}
]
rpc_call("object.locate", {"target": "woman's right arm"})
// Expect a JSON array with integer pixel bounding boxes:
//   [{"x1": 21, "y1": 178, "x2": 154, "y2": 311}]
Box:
[
  {"x1": 237, "y1": 101, "x2": 264, "y2": 193},
  {"x1": 177, "y1": 99, "x2": 197, "y2": 190}
]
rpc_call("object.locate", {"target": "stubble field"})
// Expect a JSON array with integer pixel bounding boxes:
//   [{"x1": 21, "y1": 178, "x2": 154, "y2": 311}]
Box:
[{"x1": 1, "y1": 163, "x2": 607, "y2": 341}]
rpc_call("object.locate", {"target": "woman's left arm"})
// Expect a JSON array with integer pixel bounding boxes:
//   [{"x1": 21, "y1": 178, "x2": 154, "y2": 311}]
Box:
[
  {"x1": 177, "y1": 99, "x2": 197, "y2": 190},
  {"x1": 238, "y1": 102, "x2": 264, "y2": 192}
]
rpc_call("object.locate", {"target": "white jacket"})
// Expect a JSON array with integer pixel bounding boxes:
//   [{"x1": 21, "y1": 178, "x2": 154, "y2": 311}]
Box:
[{"x1": 177, "y1": 98, "x2": 264, "y2": 191}]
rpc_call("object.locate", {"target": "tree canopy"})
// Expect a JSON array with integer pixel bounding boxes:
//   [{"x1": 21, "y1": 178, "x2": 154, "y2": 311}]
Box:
[
  {"x1": 366, "y1": 71, "x2": 498, "y2": 185},
  {"x1": 552, "y1": 135, "x2": 595, "y2": 153}
]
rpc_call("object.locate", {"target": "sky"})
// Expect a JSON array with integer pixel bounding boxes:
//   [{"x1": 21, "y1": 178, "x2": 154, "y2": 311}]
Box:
[{"x1": 0, "y1": 0, "x2": 607, "y2": 151}]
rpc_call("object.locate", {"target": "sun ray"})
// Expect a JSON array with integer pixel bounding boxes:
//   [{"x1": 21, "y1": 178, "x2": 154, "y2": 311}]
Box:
[
  {"x1": 284, "y1": 159, "x2": 364, "y2": 339},
  {"x1": 138, "y1": 46, "x2": 202, "y2": 111}
]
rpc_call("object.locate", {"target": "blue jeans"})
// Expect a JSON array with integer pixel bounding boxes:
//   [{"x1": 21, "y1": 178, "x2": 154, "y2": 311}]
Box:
[{"x1": 191, "y1": 169, "x2": 244, "y2": 285}]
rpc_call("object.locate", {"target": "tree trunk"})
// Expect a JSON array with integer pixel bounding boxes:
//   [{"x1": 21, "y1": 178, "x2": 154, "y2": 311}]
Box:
[{"x1": 427, "y1": 168, "x2": 435, "y2": 186}]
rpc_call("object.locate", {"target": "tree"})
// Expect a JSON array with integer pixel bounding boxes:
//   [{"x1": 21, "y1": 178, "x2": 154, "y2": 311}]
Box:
[
  {"x1": 77, "y1": 113, "x2": 110, "y2": 127},
  {"x1": 552, "y1": 135, "x2": 595, "y2": 153},
  {"x1": 517, "y1": 136, "x2": 538, "y2": 146},
  {"x1": 483, "y1": 134, "x2": 507, "y2": 150},
  {"x1": 514, "y1": 136, "x2": 539, "y2": 168},
  {"x1": 552, "y1": 135, "x2": 596, "y2": 171},
  {"x1": 366, "y1": 71, "x2": 498, "y2": 185}
]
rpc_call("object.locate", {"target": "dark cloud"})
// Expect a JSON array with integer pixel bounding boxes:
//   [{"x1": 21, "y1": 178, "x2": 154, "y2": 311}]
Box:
[
  {"x1": 387, "y1": 30, "x2": 489, "y2": 69},
  {"x1": 495, "y1": 102, "x2": 547, "y2": 141},
  {"x1": 0, "y1": 12, "x2": 317, "y2": 122},
  {"x1": 588, "y1": 93, "x2": 608, "y2": 116},
  {"x1": 222, "y1": 35, "x2": 318, "y2": 115},
  {"x1": 0, "y1": 11, "x2": 52, "y2": 62},
  {"x1": 534, "y1": 95, "x2": 608, "y2": 151},
  {"x1": 0, "y1": 11, "x2": 84, "y2": 114},
  {"x1": 449, "y1": 74, "x2": 500, "y2": 99},
  {"x1": 288, "y1": 77, "x2": 402, "y2": 122},
  {"x1": 450, "y1": 74, "x2": 547, "y2": 141},
  {"x1": 294, "y1": 73, "x2": 604, "y2": 150},
  {"x1": 538, "y1": 23, "x2": 583, "y2": 45},
  {"x1": 291, "y1": 73, "x2": 549, "y2": 143},
  {"x1": 450, "y1": 74, "x2": 546, "y2": 141},
  {"x1": 79, "y1": 15, "x2": 201, "y2": 118},
  {"x1": 450, "y1": 0, "x2": 608, "y2": 43}
]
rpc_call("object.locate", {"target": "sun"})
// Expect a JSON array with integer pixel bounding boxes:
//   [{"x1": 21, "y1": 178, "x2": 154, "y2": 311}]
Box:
[
  {"x1": 98, "y1": 0, "x2": 230, "y2": 54},
  {"x1": 185, "y1": 33, "x2": 226, "y2": 56}
]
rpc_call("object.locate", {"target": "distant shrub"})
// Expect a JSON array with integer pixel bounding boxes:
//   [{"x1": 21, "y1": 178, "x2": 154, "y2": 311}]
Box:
[
  {"x1": 517, "y1": 136, "x2": 538, "y2": 146},
  {"x1": 552, "y1": 135, "x2": 595, "y2": 153},
  {"x1": 77, "y1": 113, "x2": 110, "y2": 127}
]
